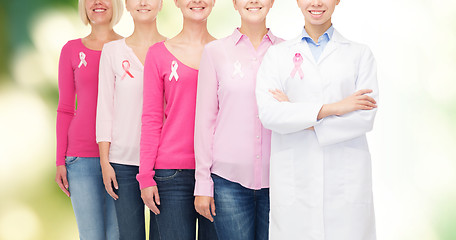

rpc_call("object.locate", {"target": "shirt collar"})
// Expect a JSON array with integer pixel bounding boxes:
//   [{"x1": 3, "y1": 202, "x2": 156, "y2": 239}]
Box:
[
  {"x1": 231, "y1": 28, "x2": 278, "y2": 45},
  {"x1": 301, "y1": 25, "x2": 334, "y2": 43}
]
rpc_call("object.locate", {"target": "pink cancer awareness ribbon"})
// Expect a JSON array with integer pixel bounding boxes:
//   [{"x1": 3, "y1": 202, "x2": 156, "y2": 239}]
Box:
[
  {"x1": 121, "y1": 60, "x2": 134, "y2": 80},
  {"x1": 290, "y1": 53, "x2": 304, "y2": 80},
  {"x1": 232, "y1": 60, "x2": 244, "y2": 78},
  {"x1": 78, "y1": 52, "x2": 87, "y2": 68},
  {"x1": 169, "y1": 60, "x2": 179, "y2": 81}
]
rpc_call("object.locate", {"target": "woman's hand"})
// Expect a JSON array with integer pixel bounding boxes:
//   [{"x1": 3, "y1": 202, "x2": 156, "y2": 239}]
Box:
[
  {"x1": 141, "y1": 186, "x2": 161, "y2": 215},
  {"x1": 195, "y1": 196, "x2": 216, "y2": 222},
  {"x1": 269, "y1": 89, "x2": 290, "y2": 102},
  {"x1": 101, "y1": 163, "x2": 119, "y2": 200},
  {"x1": 55, "y1": 165, "x2": 70, "y2": 197}
]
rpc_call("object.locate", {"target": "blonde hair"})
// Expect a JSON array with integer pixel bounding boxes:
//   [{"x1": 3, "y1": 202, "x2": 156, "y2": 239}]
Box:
[{"x1": 78, "y1": 0, "x2": 124, "y2": 27}]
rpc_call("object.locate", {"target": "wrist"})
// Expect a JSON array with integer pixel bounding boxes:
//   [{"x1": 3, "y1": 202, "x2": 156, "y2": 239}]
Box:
[
  {"x1": 328, "y1": 103, "x2": 340, "y2": 116},
  {"x1": 100, "y1": 159, "x2": 111, "y2": 168},
  {"x1": 318, "y1": 104, "x2": 334, "y2": 120}
]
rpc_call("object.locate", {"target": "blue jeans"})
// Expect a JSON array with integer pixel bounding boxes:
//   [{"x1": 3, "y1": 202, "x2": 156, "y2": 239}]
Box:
[
  {"x1": 154, "y1": 169, "x2": 218, "y2": 240},
  {"x1": 111, "y1": 163, "x2": 160, "y2": 240},
  {"x1": 66, "y1": 157, "x2": 119, "y2": 240},
  {"x1": 212, "y1": 174, "x2": 270, "y2": 240}
]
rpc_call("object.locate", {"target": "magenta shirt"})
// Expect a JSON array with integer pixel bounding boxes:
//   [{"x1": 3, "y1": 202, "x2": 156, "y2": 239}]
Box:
[
  {"x1": 56, "y1": 39, "x2": 101, "y2": 166},
  {"x1": 137, "y1": 42, "x2": 199, "y2": 189},
  {"x1": 194, "y1": 29, "x2": 284, "y2": 197}
]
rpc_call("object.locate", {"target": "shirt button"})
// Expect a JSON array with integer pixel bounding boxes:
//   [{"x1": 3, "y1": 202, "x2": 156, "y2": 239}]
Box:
[
  {"x1": 256, "y1": 155, "x2": 260, "y2": 159},
  {"x1": 256, "y1": 136, "x2": 260, "y2": 139},
  {"x1": 252, "y1": 57, "x2": 258, "y2": 61}
]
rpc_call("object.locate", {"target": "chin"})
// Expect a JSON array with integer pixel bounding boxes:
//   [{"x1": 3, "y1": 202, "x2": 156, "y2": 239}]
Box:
[{"x1": 89, "y1": 19, "x2": 112, "y2": 25}]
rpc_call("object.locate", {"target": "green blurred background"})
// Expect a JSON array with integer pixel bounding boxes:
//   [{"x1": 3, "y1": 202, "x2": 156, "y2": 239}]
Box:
[{"x1": 1, "y1": 0, "x2": 455, "y2": 239}]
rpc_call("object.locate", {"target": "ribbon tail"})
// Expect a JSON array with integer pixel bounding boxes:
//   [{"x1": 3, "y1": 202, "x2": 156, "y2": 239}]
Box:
[{"x1": 298, "y1": 69, "x2": 304, "y2": 79}]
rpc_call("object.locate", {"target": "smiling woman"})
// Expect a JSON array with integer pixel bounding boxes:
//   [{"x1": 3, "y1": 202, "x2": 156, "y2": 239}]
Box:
[
  {"x1": 137, "y1": 0, "x2": 218, "y2": 239},
  {"x1": 54, "y1": 0, "x2": 124, "y2": 239},
  {"x1": 193, "y1": 1, "x2": 283, "y2": 240},
  {"x1": 95, "y1": 0, "x2": 166, "y2": 239}
]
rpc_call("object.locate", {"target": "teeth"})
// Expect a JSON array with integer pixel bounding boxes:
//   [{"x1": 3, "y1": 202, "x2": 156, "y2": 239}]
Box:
[
  {"x1": 247, "y1": 7, "x2": 261, "y2": 11},
  {"x1": 311, "y1": 11, "x2": 323, "y2": 15},
  {"x1": 138, "y1": 9, "x2": 150, "y2": 12},
  {"x1": 94, "y1": 9, "x2": 106, "y2": 12},
  {"x1": 191, "y1": 7, "x2": 204, "y2": 10}
]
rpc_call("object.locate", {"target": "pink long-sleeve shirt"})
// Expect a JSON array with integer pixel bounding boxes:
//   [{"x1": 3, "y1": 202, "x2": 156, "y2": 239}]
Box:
[
  {"x1": 96, "y1": 39, "x2": 145, "y2": 166},
  {"x1": 56, "y1": 39, "x2": 101, "y2": 166},
  {"x1": 137, "y1": 42, "x2": 199, "y2": 189},
  {"x1": 194, "y1": 29, "x2": 283, "y2": 197}
]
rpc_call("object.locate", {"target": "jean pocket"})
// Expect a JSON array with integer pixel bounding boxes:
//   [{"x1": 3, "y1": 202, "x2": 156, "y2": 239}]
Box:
[
  {"x1": 154, "y1": 169, "x2": 179, "y2": 181},
  {"x1": 65, "y1": 156, "x2": 79, "y2": 165}
]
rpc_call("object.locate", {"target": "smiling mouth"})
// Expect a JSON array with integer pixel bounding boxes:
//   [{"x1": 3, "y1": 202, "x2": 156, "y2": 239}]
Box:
[
  {"x1": 309, "y1": 10, "x2": 325, "y2": 16},
  {"x1": 137, "y1": 9, "x2": 151, "y2": 13},
  {"x1": 246, "y1": 7, "x2": 262, "y2": 11},
  {"x1": 190, "y1": 7, "x2": 205, "y2": 10},
  {"x1": 93, "y1": 8, "x2": 107, "y2": 13}
]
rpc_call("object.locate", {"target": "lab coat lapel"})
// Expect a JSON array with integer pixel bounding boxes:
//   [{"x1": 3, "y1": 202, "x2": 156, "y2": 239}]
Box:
[
  {"x1": 299, "y1": 43, "x2": 315, "y2": 64},
  {"x1": 317, "y1": 29, "x2": 349, "y2": 64},
  {"x1": 317, "y1": 40, "x2": 337, "y2": 64}
]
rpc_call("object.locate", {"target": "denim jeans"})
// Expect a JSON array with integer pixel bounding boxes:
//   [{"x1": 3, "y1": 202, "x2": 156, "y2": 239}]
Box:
[
  {"x1": 111, "y1": 163, "x2": 160, "y2": 240},
  {"x1": 66, "y1": 156, "x2": 119, "y2": 240},
  {"x1": 153, "y1": 169, "x2": 218, "y2": 240},
  {"x1": 212, "y1": 174, "x2": 270, "y2": 240}
]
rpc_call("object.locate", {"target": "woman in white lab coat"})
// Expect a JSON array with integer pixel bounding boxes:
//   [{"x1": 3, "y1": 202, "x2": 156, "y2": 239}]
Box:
[{"x1": 255, "y1": 0, "x2": 378, "y2": 239}]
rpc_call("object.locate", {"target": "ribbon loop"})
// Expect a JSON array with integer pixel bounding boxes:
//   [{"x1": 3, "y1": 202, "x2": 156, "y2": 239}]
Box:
[
  {"x1": 78, "y1": 52, "x2": 87, "y2": 68},
  {"x1": 121, "y1": 60, "x2": 134, "y2": 80},
  {"x1": 290, "y1": 53, "x2": 304, "y2": 80},
  {"x1": 169, "y1": 61, "x2": 179, "y2": 81},
  {"x1": 232, "y1": 60, "x2": 244, "y2": 78}
]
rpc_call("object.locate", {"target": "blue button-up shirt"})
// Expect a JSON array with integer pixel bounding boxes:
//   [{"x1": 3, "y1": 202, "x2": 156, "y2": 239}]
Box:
[{"x1": 302, "y1": 25, "x2": 334, "y2": 61}]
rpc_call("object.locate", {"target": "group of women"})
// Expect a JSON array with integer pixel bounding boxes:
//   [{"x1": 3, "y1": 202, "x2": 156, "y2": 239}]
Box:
[{"x1": 55, "y1": 0, "x2": 378, "y2": 239}]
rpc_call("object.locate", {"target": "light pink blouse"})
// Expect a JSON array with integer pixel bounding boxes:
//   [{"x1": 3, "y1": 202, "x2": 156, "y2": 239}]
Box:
[{"x1": 194, "y1": 29, "x2": 284, "y2": 197}]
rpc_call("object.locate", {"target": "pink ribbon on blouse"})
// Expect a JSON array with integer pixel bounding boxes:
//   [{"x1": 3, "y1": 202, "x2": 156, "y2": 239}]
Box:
[{"x1": 121, "y1": 60, "x2": 134, "y2": 80}]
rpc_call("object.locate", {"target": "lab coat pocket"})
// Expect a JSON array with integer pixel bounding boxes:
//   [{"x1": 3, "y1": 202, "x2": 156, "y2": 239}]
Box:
[
  {"x1": 270, "y1": 149, "x2": 295, "y2": 206},
  {"x1": 344, "y1": 147, "x2": 373, "y2": 204}
]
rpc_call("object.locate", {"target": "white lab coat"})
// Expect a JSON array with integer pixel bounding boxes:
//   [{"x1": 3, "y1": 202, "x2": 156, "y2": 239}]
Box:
[{"x1": 256, "y1": 29, "x2": 378, "y2": 240}]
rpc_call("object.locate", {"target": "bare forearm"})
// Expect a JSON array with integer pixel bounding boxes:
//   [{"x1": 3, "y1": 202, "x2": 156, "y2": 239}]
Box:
[
  {"x1": 98, "y1": 141, "x2": 111, "y2": 166},
  {"x1": 317, "y1": 103, "x2": 338, "y2": 120}
]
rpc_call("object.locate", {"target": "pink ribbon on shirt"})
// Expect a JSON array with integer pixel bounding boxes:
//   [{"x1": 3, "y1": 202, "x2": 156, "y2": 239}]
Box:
[
  {"x1": 290, "y1": 53, "x2": 304, "y2": 80},
  {"x1": 121, "y1": 60, "x2": 134, "y2": 80}
]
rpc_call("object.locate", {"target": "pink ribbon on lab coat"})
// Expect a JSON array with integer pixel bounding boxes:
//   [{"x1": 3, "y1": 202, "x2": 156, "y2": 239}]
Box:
[
  {"x1": 290, "y1": 53, "x2": 304, "y2": 80},
  {"x1": 121, "y1": 60, "x2": 134, "y2": 80}
]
